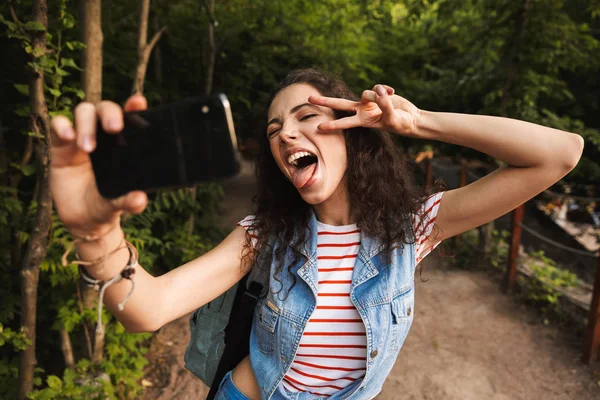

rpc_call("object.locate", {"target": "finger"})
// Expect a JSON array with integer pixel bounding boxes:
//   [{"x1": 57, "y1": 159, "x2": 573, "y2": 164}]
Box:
[
  {"x1": 74, "y1": 102, "x2": 97, "y2": 153},
  {"x1": 124, "y1": 94, "x2": 148, "y2": 112},
  {"x1": 318, "y1": 115, "x2": 362, "y2": 131},
  {"x1": 96, "y1": 101, "x2": 124, "y2": 134},
  {"x1": 308, "y1": 95, "x2": 358, "y2": 112},
  {"x1": 375, "y1": 91, "x2": 399, "y2": 127},
  {"x1": 371, "y1": 84, "x2": 395, "y2": 95},
  {"x1": 361, "y1": 90, "x2": 377, "y2": 103},
  {"x1": 109, "y1": 191, "x2": 148, "y2": 214},
  {"x1": 50, "y1": 115, "x2": 76, "y2": 144}
]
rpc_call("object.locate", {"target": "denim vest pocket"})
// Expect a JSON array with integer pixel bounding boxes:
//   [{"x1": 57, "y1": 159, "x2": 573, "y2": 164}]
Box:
[
  {"x1": 390, "y1": 287, "x2": 414, "y2": 351},
  {"x1": 256, "y1": 298, "x2": 279, "y2": 354}
]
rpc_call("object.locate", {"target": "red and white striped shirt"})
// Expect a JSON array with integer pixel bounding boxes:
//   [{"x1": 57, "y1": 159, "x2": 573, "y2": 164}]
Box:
[{"x1": 238, "y1": 192, "x2": 444, "y2": 397}]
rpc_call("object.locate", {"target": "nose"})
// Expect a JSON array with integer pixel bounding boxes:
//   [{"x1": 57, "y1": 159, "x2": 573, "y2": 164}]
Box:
[{"x1": 279, "y1": 125, "x2": 299, "y2": 143}]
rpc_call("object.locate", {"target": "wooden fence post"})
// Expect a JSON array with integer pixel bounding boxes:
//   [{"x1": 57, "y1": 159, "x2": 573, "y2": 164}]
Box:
[
  {"x1": 504, "y1": 204, "x2": 524, "y2": 292},
  {"x1": 583, "y1": 254, "x2": 600, "y2": 363}
]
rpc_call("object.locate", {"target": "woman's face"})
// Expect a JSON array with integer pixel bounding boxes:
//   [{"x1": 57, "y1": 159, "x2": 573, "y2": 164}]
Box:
[{"x1": 267, "y1": 83, "x2": 348, "y2": 205}]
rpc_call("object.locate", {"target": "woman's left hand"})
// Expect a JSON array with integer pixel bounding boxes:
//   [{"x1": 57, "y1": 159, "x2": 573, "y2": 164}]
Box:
[{"x1": 308, "y1": 84, "x2": 421, "y2": 137}]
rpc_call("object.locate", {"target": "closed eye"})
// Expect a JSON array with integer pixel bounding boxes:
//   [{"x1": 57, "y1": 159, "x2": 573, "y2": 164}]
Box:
[
  {"x1": 267, "y1": 128, "x2": 280, "y2": 138},
  {"x1": 299, "y1": 114, "x2": 317, "y2": 121}
]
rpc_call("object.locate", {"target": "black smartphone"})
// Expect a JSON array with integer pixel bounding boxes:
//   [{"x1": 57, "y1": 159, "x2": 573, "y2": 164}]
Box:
[{"x1": 90, "y1": 94, "x2": 240, "y2": 199}]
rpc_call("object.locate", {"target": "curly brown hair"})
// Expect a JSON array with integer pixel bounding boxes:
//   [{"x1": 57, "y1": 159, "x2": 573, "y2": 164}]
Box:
[{"x1": 243, "y1": 68, "x2": 439, "y2": 298}]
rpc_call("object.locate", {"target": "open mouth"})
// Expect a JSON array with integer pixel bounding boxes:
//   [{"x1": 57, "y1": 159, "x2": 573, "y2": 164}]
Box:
[
  {"x1": 288, "y1": 151, "x2": 318, "y2": 169},
  {"x1": 287, "y1": 151, "x2": 319, "y2": 189}
]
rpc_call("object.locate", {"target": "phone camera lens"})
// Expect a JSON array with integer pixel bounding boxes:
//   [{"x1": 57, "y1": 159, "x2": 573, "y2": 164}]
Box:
[{"x1": 201, "y1": 105, "x2": 210, "y2": 114}]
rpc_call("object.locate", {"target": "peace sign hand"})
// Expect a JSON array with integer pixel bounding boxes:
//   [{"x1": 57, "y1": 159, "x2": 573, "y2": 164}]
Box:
[{"x1": 308, "y1": 84, "x2": 421, "y2": 137}]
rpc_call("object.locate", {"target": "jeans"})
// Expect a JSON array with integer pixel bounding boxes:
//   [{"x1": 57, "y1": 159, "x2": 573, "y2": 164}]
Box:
[{"x1": 214, "y1": 370, "x2": 252, "y2": 400}]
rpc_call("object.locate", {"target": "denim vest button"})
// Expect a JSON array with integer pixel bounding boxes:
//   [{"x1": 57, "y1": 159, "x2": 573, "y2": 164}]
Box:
[
  {"x1": 371, "y1": 349, "x2": 378, "y2": 358},
  {"x1": 407, "y1": 307, "x2": 412, "y2": 316}
]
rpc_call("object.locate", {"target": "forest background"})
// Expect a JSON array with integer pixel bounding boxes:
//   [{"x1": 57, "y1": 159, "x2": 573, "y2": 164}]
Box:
[{"x1": 1, "y1": 0, "x2": 599, "y2": 399}]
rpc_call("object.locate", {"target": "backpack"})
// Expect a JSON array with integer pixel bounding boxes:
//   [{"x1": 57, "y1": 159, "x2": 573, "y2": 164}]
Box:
[{"x1": 184, "y1": 264, "x2": 268, "y2": 398}]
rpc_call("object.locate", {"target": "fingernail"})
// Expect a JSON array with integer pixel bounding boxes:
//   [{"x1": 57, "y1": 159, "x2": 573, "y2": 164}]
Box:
[
  {"x1": 107, "y1": 119, "x2": 121, "y2": 131},
  {"x1": 61, "y1": 127, "x2": 75, "y2": 140},
  {"x1": 83, "y1": 137, "x2": 94, "y2": 152},
  {"x1": 376, "y1": 86, "x2": 386, "y2": 96}
]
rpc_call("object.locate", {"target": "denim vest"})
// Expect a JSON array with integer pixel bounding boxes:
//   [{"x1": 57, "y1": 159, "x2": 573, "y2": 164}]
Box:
[{"x1": 249, "y1": 212, "x2": 416, "y2": 399}]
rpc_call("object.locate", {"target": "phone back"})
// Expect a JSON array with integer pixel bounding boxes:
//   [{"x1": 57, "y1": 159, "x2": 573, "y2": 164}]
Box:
[{"x1": 91, "y1": 95, "x2": 240, "y2": 199}]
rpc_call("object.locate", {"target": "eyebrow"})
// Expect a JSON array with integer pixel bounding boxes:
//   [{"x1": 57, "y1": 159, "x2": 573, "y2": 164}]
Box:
[{"x1": 267, "y1": 103, "x2": 319, "y2": 127}]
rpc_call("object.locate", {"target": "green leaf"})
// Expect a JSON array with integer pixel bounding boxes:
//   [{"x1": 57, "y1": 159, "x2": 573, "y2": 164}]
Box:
[
  {"x1": 24, "y1": 21, "x2": 46, "y2": 32},
  {"x1": 46, "y1": 375, "x2": 62, "y2": 390},
  {"x1": 47, "y1": 88, "x2": 61, "y2": 97},
  {"x1": 0, "y1": 14, "x2": 17, "y2": 31},
  {"x1": 28, "y1": 61, "x2": 42, "y2": 73},
  {"x1": 63, "y1": 86, "x2": 85, "y2": 99},
  {"x1": 32, "y1": 46, "x2": 45, "y2": 58},
  {"x1": 27, "y1": 131, "x2": 44, "y2": 139},
  {"x1": 22, "y1": 164, "x2": 37, "y2": 176},
  {"x1": 14, "y1": 84, "x2": 29, "y2": 96},
  {"x1": 34, "y1": 388, "x2": 58, "y2": 400},
  {"x1": 62, "y1": 14, "x2": 76, "y2": 29},
  {"x1": 55, "y1": 67, "x2": 70, "y2": 77},
  {"x1": 60, "y1": 58, "x2": 82, "y2": 71},
  {"x1": 65, "y1": 41, "x2": 86, "y2": 51}
]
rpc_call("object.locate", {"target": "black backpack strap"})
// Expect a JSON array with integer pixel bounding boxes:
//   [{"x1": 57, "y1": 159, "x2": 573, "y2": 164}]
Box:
[{"x1": 206, "y1": 268, "x2": 267, "y2": 399}]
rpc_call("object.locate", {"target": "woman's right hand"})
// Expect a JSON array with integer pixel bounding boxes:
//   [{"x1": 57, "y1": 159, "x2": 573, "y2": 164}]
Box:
[{"x1": 50, "y1": 95, "x2": 150, "y2": 238}]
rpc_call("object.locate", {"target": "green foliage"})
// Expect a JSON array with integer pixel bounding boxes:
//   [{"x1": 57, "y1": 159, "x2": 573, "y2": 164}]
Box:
[
  {"x1": 1, "y1": 1, "x2": 223, "y2": 398},
  {"x1": 0, "y1": 323, "x2": 31, "y2": 351},
  {"x1": 489, "y1": 229, "x2": 510, "y2": 271},
  {"x1": 124, "y1": 184, "x2": 225, "y2": 271},
  {"x1": 448, "y1": 228, "x2": 479, "y2": 267},
  {"x1": 448, "y1": 228, "x2": 509, "y2": 271},
  {"x1": 520, "y1": 250, "x2": 579, "y2": 309},
  {"x1": 101, "y1": 322, "x2": 151, "y2": 400},
  {"x1": 27, "y1": 361, "x2": 114, "y2": 400},
  {"x1": 452, "y1": 227, "x2": 579, "y2": 314},
  {"x1": 0, "y1": 323, "x2": 32, "y2": 399},
  {"x1": 1, "y1": 0, "x2": 600, "y2": 398}
]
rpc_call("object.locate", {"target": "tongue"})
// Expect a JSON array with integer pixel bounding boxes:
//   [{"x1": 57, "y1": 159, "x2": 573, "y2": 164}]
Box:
[{"x1": 291, "y1": 163, "x2": 317, "y2": 189}]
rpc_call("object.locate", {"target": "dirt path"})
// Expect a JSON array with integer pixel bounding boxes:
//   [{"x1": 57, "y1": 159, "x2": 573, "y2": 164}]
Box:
[
  {"x1": 142, "y1": 161, "x2": 600, "y2": 399},
  {"x1": 378, "y1": 260, "x2": 600, "y2": 399}
]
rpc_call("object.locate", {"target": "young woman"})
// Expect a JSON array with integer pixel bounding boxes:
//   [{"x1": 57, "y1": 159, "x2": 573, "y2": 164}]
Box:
[{"x1": 49, "y1": 68, "x2": 583, "y2": 399}]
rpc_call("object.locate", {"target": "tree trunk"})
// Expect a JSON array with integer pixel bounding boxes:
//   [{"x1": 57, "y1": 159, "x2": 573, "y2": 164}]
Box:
[
  {"x1": 17, "y1": 0, "x2": 52, "y2": 397},
  {"x1": 203, "y1": 0, "x2": 216, "y2": 96},
  {"x1": 80, "y1": 0, "x2": 105, "y2": 364},
  {"x1": 59, "y1": 328, "x2": 76, "y2": 369},
  {"x1": 132, "y1": 0, "x2": 167, "y2": 94},
  {"x1": 152, "y1": 15, "x2": 163, "y2": 87},
  {"x1": 187, "y1": 0, "x2": 216, "y2": 235},
  {"x1": 81, "y1": 0, "x2": 103, "y2": 104}
]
